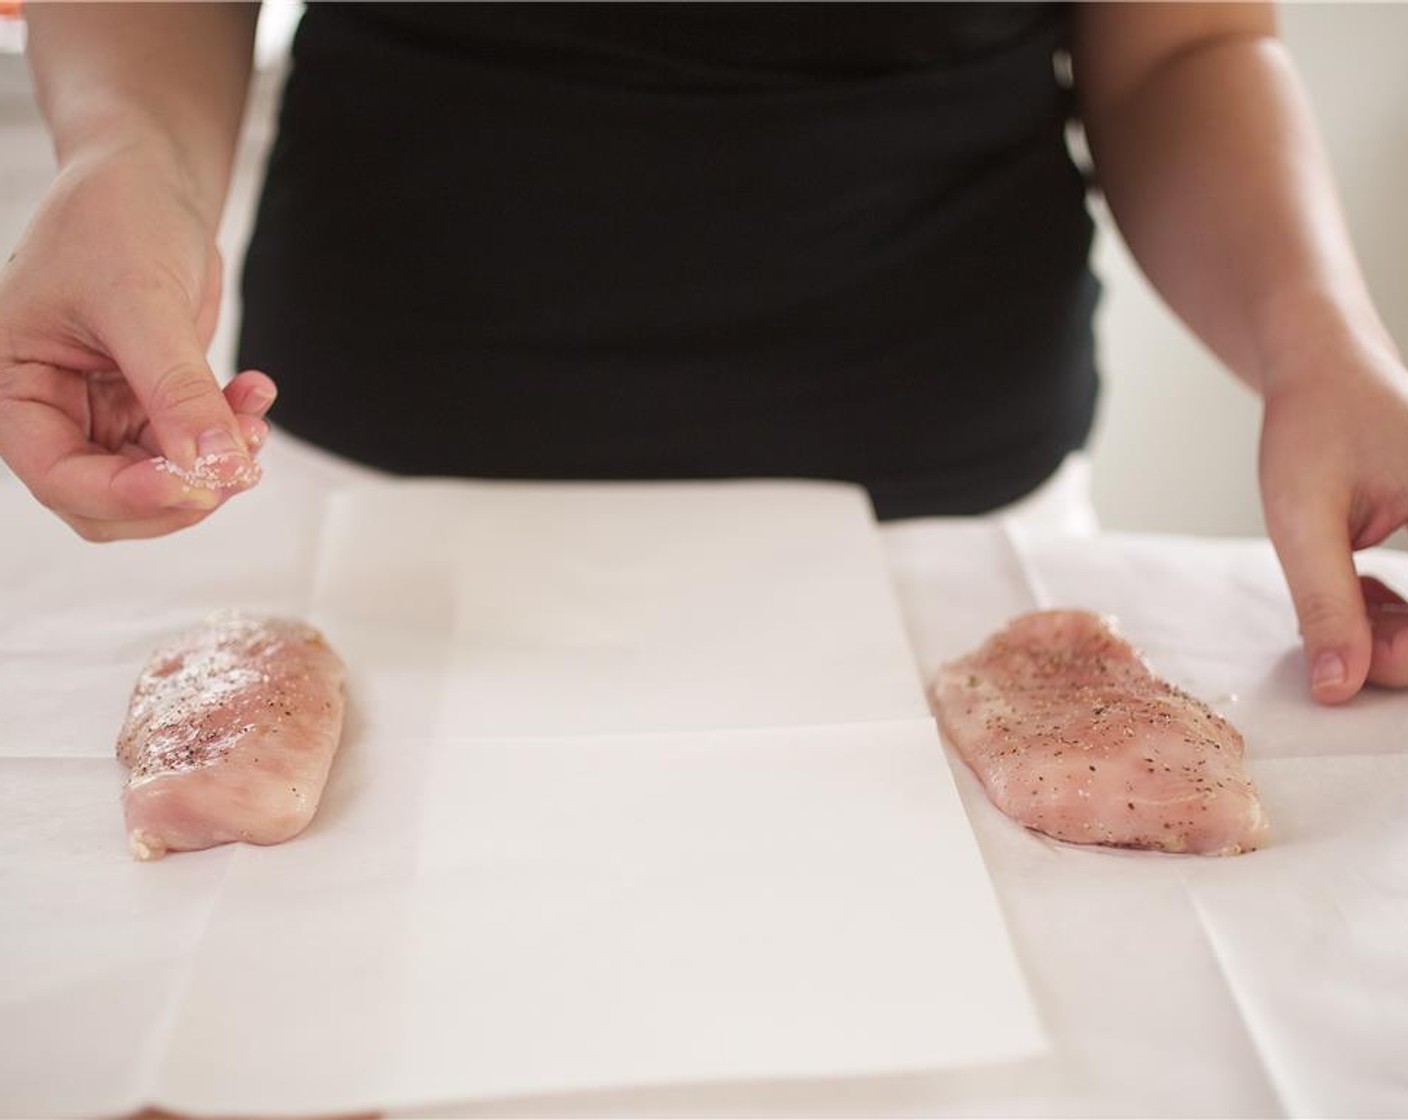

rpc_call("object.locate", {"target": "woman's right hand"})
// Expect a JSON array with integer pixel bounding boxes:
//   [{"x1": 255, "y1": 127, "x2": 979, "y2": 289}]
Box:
[{"x1": 0, "y1": 135, "x2": 274, "y2": 540}]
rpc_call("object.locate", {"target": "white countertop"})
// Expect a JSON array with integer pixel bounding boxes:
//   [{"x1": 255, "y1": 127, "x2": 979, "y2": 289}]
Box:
[{"x1": 2, "y1": 435, "x2": 1405, "y2": 1118}]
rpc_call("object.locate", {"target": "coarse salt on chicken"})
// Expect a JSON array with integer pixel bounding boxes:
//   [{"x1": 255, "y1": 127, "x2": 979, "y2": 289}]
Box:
[{"x1": 117, "y1": 611, "x2": 346, "y2": 860}]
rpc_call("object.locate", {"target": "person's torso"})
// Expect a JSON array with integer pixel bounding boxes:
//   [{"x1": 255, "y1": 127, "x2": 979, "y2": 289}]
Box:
[{"x1": 239, "y1": 2, "x2": 1100, "y2": 518}]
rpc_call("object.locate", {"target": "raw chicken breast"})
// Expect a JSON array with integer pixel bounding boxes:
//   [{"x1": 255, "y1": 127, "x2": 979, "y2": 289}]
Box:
[
  {"x1": 117, "y1": 611, "x2": 346, "y2": 861},
  {"x1": 932, "y1": 610, "x2": 1268, "y2": 855}
]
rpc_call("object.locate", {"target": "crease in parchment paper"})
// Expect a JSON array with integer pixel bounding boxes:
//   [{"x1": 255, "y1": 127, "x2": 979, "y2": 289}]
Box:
[
  {"x1": 1184, "y1": 882, "x2": 1296, "y2": 1118},
  {"x1": 1180, "y1": 754, "x2": 1408, "y2": 1118},
  {"x1": 132, "y1": 844, "x2": 243, "y2": 1113},
  {"x1": 136, "y1": 485, "x2": 343, "y2": 1113},
  {"x1": 996, "y1": 521, "x2": 1055, "y2": 614}
]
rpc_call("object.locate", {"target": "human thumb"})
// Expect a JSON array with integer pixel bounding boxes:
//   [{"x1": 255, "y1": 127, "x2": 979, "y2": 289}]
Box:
[
  {"x1": 1267, "y1": 505, "x2": 1372, "y2": 704},
  {"x1": 97, "y1": 282, "x2": 257, "y2": 490}
]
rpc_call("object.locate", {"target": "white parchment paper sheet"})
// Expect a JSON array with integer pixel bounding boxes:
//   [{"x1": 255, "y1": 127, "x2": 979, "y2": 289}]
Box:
[{"x1": 0, "y1": 457, "x2": 1042, "y2": 1118}]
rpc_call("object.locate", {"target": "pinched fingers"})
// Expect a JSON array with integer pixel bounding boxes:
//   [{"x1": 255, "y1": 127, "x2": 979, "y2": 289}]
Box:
[
  {"x1": 127, "y1": 372, "x2": 276, "y2": 459},
  {"x1": 1, "y1": 394, "x2": 268, "y2": 538},
  {"x1": 92, "y1": 283, "x2": 258, "y2": 488}
]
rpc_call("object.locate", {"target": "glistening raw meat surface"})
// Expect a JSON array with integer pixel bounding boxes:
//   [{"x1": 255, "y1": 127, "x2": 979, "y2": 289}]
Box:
[
  {"x1": 931, "y1": 610, "x2": 1268, "y2": 855},
  {"x1": 117, "y1": 611, "x2": 346, "y2": 860}
]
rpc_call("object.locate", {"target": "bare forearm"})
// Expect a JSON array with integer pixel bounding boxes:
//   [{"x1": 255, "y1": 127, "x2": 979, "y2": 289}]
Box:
[
  {"x1": 1073, "y1": 3, "x2": 1408, "y2": 707},
  {"x1": 26, "y1": 2, "x2": 259, "y2": 226},
  {"x1": 1074, "y1": 4, "x2": 1397, "y2": 394}
]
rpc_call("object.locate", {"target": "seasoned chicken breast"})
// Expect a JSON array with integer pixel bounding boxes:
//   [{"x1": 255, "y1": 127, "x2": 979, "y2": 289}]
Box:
[
  {"x1": 932, "y1": 610, "x2": 1268, "y2": 855},
  {"x1": 117, "y1": 611, "x2": 346, "y2": 860}
]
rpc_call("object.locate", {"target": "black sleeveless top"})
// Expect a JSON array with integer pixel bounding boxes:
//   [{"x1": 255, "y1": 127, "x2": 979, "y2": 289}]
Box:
[{"x1": 239, "y1": 2, "x2": 1099, "y2": 519}]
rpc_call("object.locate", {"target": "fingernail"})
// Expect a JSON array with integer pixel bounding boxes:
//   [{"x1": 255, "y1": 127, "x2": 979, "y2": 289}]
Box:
[
  {"x1": 155, "y1": 429, "x2": 258, "y2": 492},
  {"x1": 249, "y1": 384, "x2": 278, "y2": 411},
  {"x1": 1312, "y1": 650, "x2": 1346, "y2": 689},
  {"x1": 197, "y1": 427, "x2": 243, "y2": 458},
  {"x1": 191, "y1": 427, "x2": 259, "y2": 488}
]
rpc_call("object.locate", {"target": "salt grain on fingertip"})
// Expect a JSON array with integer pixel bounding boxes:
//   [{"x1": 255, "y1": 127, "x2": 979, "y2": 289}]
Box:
[{"x1": 153, "y1": 454, "x2": 261, "y2": 491}]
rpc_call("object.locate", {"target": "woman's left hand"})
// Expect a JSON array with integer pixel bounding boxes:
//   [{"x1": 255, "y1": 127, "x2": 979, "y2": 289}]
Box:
[{"x1": 1258, "y1": 333, "x2": 1408, "y2": 702}]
